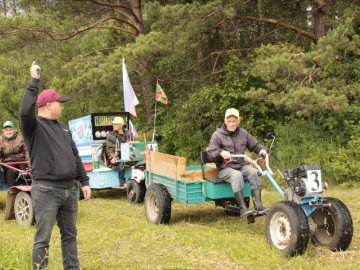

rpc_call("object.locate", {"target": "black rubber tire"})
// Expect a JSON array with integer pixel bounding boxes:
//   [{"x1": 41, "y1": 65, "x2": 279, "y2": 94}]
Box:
[
  {"x1": 14, "y1": 191, "x2": 35, "y2": 226},
  {"x1": 310, "y1": 197, "x2": 353, "y2": 251},
  {"x1": 265, "y1": 201, "x2": 310, "y2": 256},
  {"x1": 127, "y1": 180, "x2": 146, "y2": 204},
  {"x1": 144, "y1": 183, "x2": 172, "y2": 224}
]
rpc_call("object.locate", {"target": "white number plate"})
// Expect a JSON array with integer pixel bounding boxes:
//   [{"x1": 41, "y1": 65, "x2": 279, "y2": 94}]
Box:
[{"x1": 306, "y1": 170, "x2": 322, "y2": 193}]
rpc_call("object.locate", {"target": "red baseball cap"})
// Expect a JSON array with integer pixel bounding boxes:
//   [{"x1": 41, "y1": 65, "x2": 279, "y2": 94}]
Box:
[{"x1": 37, "y1": 89, "x2": 70, "y2": 108}]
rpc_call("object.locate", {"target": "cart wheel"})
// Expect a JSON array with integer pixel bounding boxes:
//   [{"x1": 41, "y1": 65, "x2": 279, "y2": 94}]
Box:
[
  {"x1": 14, "y1": 191, "x2": 35, "y2": 226},
  {"x1": 144, "y1": 183, "x2": 171, "y2": 224},
  {"x1": 127, "y1": 180, "x2": 146, "y2": 204},
  {"x1": 265, "y1": 201, "x2": 309, "y2": 256},
  {"x1": 310, "y1": 197, "x2": 353, "y2": 251}
]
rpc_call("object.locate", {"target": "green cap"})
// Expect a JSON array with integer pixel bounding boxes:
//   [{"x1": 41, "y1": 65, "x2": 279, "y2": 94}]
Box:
[{"x1": 3, "y1": 120, "x2": 15, "y2": 128}]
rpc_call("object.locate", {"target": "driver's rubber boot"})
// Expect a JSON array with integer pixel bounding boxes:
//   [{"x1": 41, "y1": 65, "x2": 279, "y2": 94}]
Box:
[
  {"x1": 251, "y1": 188, "x2": 269, "y2": 213},
  {"x1": 234, "y1": 191, "x2": 254, "y2": 217}
]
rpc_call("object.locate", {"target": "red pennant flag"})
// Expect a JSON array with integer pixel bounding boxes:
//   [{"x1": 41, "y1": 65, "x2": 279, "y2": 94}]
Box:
[{"x1": 155, "y1": 80, "x2": 168, "y2": 105}]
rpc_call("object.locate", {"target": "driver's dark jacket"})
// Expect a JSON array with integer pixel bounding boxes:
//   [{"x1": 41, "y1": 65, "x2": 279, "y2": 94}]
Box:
[
  {"x1": 0, "y1": 132, "x2": 29, "y2": 162},
  {"x1": 19, "y1": 78, "x2": 89, "y2": 188},
  {"x1": 207, "y1": 123, "x2": 265, "y2": 171},
  {"x1": 105, "y1": 130, "x2": 126, "y2": 168}
]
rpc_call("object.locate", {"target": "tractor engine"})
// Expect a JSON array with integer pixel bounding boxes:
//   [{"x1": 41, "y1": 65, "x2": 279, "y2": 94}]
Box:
[{"x1": 283, "y1": 164, "x2": 324, "y2": 198}]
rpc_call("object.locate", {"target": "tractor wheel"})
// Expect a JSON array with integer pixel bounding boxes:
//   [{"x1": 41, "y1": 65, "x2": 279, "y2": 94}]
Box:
[
  {"x1": 127, "y1": 180, "x2": 146, "y2": 204},
  {"x1": 265, "y1": 201, "x2": 309, "y2": 256},
  {"x1": 310, "y1": 197, "x2": 353, "y2": 251},
  {"x1": 144, "y1": 183, "x2": 171, "y2": 224},
  {"x1": 14, "y1": 191, "x2": 35, "y2": 226}
]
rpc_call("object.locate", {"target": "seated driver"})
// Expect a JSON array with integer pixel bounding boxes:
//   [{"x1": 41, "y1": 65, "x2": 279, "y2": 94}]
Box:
[
  {"x1": 106, "y1": 117, "x2": 127, "y2": 187},
  {"x1": 207, "y1": 108, "x2": 268, "y2": 217}
]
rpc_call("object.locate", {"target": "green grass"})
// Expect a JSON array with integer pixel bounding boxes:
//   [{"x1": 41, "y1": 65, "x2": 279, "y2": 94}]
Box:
[{"x1": 0, "y1": 188, "x2": 359, "y2": 270}]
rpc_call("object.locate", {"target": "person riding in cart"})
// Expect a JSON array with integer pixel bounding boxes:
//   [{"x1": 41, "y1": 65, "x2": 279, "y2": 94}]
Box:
[
  {"x1": 207, "y1": 108, "x2": 268, "y2": 217},
  {"x1": 106, "y1": 116, "x2": 128, "y2": 188},
  {"x1": 0, "y1": 120, "x2": 29, "y2": 187}
]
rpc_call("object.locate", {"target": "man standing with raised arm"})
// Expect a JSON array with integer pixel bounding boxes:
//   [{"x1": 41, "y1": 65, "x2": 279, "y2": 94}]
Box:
[{"x1": 19, "y1": 61, "x2": 91, "y2": 270}]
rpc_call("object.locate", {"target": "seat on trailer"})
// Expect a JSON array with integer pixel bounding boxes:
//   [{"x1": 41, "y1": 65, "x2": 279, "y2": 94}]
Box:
[{"x1": 200, "y1": 151, "x2": 223, "y2": 184}]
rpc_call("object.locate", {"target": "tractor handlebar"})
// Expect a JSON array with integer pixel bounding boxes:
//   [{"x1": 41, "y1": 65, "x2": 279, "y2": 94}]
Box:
[{"x1": 229, "y1": 154, "x2": 273, "y2": 175}]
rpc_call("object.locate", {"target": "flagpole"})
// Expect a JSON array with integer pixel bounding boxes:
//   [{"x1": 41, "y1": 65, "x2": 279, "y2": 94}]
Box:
[{"x1": 152, "y1": 100, "x2": 158, "y2": 142}]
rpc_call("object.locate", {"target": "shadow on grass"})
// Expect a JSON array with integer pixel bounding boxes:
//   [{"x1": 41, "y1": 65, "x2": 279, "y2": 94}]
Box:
[
  {"x1": 170, "y1": 204, "x2": 266, "y2": 232},
  {"x1": 91, "y1": 188, "x2": 127, "y2": 200},
  {"x1": 170, "y1": 206, "x2": 230, "y2": 224},
  {"x1": 0, "y1": 200, "x2": 5, "y2": 210}
]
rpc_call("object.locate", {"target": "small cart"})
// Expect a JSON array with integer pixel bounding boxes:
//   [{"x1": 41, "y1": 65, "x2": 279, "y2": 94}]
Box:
[{"x1": 143, "y1": 151, "x2": 252, "y2": 224}]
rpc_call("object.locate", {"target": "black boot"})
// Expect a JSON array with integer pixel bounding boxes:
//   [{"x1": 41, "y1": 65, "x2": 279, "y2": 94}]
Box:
[
  {"x1": 251, "y1": 189, "x2": 269, "y2": 213},
  {"x1": 234, "y1": 192, "x2": 254, "y2": 217}
]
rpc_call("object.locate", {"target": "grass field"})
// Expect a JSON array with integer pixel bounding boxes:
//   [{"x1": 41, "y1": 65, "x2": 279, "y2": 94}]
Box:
[{"x1": 0, "y1": 187, "x2": 359, "y2": 270}]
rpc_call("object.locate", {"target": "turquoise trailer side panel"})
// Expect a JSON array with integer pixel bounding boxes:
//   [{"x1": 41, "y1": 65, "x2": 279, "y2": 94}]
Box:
[
  {"x1": 145, "y1": 171, "x2": 206, "y2": 204},
  {"x1": 204, "y1": 181, "x2": 251, "y2": 199},
  {"x1": 145, "y1": 170, "x2": 252, "y2": 203},
  {"x1": 204, "y1": 182, "x2": 234, "y2": 199},
  {"x1": 88, "y1": 167, "x2": 131, "y2": 189}
]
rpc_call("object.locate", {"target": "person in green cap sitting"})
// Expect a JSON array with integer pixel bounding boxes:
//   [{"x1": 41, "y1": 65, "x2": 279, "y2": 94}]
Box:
[{"x1": 0, "y1": 120, "x2": 29, "y2": 187}]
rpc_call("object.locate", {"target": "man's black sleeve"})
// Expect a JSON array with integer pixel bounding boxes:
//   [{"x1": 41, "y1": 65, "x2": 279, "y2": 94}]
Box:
[{"x1": 19, "y1": 78, "x2": 39, "y2": 143}]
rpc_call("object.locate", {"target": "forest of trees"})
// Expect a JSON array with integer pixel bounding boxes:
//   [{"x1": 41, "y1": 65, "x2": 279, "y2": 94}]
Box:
[{"x1": 0, "y1": 0, "x2": 359, "y2": 184}]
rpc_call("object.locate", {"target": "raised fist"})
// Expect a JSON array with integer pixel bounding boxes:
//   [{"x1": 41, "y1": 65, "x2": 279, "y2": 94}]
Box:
[{"x1": 30, "y1": 61, "x2": 41, "y2": 79}]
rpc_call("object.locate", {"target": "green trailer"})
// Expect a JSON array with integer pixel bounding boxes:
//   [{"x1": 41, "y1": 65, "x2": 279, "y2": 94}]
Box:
[{"x1": 143, "y1": 151, "x2": 251, "y2": 224}]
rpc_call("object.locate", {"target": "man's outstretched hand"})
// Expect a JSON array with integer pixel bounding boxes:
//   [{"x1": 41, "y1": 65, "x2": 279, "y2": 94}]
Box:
[{"x1": 30, "y1": 61, "x2": 41, "y2": 79}]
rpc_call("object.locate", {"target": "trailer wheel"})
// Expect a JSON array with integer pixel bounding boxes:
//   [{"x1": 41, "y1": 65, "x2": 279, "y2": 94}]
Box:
[
  {"x1": 144, "y1": 183, "x2": 171, "y2": 224},
  {"x1": 14, "y1": 191, "x2": 35, "y2": 226},
  {"x1": 127, "y1": 180, "x2": 146, "y2": 204},
  {"x1": 265, "y1": 201, "x2": 309, "y2": 256},
  {"x1": 310, "y1": 197, "x2": 353, "y2": 251}
]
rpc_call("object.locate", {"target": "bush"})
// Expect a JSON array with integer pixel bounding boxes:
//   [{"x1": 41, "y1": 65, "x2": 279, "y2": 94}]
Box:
[
  {"x1": 271, "y1": 119, "x2": 340, "y2": 183},
  {"x1": 325, "y1": 135, "x2": 360, "y2": 185}
]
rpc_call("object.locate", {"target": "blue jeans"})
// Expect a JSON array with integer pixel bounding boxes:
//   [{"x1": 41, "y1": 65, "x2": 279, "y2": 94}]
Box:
[
  {"x1": 32, "y1": 182, "x2": 79, "y2": 270},
  {"x1": 117, "y1": 162, "x2": 125, "y2": 184}
]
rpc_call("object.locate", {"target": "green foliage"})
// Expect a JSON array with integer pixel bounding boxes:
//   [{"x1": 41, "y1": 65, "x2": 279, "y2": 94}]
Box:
[
  {"x1": 271, "y1": 119, "x2": 339, "y2": 176},
  {"x1": 325, "y1": 135, "x2": 360, "y2": 184},
  {"x1": 0, "y1": 1, "x2": 359, "y2": 182},
  {"x1": 157, "y1": 55, "x2": 277, "y2": 161}
]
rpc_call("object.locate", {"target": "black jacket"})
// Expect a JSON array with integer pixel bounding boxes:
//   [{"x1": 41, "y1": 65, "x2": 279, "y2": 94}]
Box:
[{"x1": 19, "y1": 78, "x2": 89, "y2": 188}]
